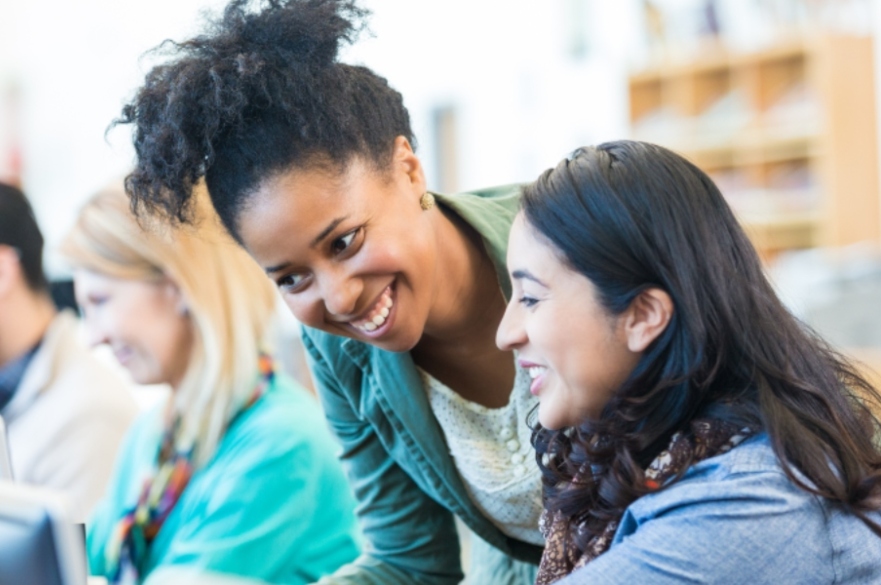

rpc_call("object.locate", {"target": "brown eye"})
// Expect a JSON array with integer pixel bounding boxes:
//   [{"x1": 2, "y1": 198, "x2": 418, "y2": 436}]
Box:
[
  {"x1": 331, "y1": 229, "x2": 360, "y2": 255},
  {"x1": 277, "y1": 273, "x2": 307, "y2": 292},
  {"x1": 518, "y1": 296, "x2": 539, "y2": 308}
]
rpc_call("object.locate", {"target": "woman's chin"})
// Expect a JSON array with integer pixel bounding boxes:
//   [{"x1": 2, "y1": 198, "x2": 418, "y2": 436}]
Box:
[
  {"x1": 538, "y1": 402, "x2": 587, "y2": 431},
  {"x1": 538, "y1": 411, "x2": 564, "y2": 431},
  {"x1": 375, "y1": 333, "x2": 421, "y2": 354},
  {"x1": 126, "y1": 366, "x2": 163, "y2": 387},
  {"x1": 369, "y1": 320, "x2": 425, "y2": 353}
]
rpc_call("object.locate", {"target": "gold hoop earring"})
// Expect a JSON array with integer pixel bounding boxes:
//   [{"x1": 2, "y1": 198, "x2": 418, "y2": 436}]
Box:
[{"x1": 420, "y1": 192, "x2": 435, "y2": 211}]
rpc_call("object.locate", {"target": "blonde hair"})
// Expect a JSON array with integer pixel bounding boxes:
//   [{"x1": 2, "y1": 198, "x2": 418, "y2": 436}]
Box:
[{"x1": 61, "y1": 184, "x2": 278, "y2": 467}]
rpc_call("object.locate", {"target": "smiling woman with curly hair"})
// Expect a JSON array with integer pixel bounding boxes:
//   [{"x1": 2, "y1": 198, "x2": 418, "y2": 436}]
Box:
[{"x1": 111, "y1": 0, "x2": 547, "y2": 583}]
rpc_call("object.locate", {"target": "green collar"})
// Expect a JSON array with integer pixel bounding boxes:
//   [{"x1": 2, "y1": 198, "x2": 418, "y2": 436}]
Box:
[{"x1": 433, "y1": 183, "x2": 522, "y2": 301}]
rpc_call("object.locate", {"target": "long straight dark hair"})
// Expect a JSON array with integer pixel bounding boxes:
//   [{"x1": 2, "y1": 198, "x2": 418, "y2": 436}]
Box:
[{"x1": 524, "y1": 141, "x2": 881, "y2": 552}]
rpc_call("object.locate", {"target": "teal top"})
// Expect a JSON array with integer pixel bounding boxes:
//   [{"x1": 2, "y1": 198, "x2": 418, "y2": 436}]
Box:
[
  {"x1": 302, "y1": 185, "x2": 543, "y2": 585},
  {"x1": 87, "y1": 374, "x2": 361, "y2": 585}
]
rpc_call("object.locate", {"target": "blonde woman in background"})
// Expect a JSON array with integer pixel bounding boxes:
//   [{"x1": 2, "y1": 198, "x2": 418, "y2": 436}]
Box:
[{"x1": 61, "y1": 186, "x2": 360, "y2": 585}]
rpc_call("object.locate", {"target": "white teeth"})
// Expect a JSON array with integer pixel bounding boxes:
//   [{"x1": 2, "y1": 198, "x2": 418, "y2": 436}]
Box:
[
  {"x1": 528, "y1": 366, "x2": 545, "y2": 379},
  {"x1": 352, "y1": 286, "x2": 395, "y2": 333}
]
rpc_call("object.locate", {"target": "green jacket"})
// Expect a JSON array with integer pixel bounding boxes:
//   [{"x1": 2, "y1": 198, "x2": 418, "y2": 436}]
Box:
[{"x1": 302, "y1": 185, "x2": 543, "y2": 585}]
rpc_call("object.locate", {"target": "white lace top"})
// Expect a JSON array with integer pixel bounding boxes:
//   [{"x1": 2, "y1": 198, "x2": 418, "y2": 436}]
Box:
[{"x1": 419, "y1": 365, "x2": 545, "y2": 546}]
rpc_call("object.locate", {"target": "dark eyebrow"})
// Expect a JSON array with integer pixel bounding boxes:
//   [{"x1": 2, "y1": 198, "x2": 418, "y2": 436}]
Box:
[
  {"x1": 264, "y1": 215, "x2": 350, "y2": 275},
  {"x1": 311, "y1": 216, "x2": 349, "y2": 249},
  {"x1": 511, "y1": 269, "x2": 547, "y2": 287},
  {"x1": 265, "y1": 262, "x2": 290, "y2": 275}
]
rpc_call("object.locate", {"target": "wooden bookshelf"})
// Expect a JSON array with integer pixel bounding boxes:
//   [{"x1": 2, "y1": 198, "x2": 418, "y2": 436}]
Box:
[{"x1": 629, "y1": 35, "x2": 880, "y2": 261}]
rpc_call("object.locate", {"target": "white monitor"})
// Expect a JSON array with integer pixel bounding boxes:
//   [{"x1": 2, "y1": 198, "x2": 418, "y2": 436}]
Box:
[
  {"x1": 0, "y1": 415, "x2": 13, "y2": 480},
  {"x1": 0, "y1": 480, "x2": 87, "y2": 585}
]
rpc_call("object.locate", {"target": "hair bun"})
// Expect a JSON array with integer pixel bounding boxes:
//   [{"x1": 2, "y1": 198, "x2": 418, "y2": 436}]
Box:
[
  {"x1": 118, "y1": 0, "x2": 411, "y2": 231},
  {"x1": 212, "y1": 0, "x2": 367, "y2": 74}
]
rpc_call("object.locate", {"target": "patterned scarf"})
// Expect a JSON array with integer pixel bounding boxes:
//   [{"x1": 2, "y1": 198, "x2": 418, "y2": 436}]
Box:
[
  {"x1": 103, "y1": 354, "x2": 275, "y2": 584},
  {"x1": 536, "y1": 418, "x2": 754, "y2": 585}
]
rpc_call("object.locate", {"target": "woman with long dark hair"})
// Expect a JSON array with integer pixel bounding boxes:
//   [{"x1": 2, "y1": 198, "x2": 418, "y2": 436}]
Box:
[
  {"x1": 497, "y1": 140, "x2": 881, "y2": 584},
  {"x1": 114, "y1": 0, "x2": 542, "y2": 583}
]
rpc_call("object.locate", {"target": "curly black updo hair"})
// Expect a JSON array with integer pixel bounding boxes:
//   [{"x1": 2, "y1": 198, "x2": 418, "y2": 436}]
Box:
[{"x1": 115, "y1": 0, "x2": 415, "y2": 240}]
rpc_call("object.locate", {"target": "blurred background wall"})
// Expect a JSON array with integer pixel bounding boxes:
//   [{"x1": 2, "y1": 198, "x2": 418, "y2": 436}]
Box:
[
  {"x1": 3, "y1": 0, "x2": 881, "y2": 384},
  {"x1": 0, "y1": 0, "x2": 642, "y2": 275}
]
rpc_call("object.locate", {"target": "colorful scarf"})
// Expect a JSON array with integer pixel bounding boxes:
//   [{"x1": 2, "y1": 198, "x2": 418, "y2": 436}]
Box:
[
  {"x1": 536, "y1": 418, "x2": 754, "y2": 585},
  {"x1": 104, "y1": 354, "x2": 275, "y2": 584}
]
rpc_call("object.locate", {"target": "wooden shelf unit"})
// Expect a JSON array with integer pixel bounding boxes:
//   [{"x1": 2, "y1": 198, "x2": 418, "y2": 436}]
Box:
[{"x1": 629, "y1": 35, "x2": 880, "y2": 261}]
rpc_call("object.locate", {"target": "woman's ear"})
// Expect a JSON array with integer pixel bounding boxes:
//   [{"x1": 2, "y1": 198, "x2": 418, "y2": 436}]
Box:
[
  {"x1": 392, "y1": 135, "x2": 426, "y2": 194},
  {"x1": 623, "y1": 287, "x2": 673, "y2": 353},
  {"x1": 161, "y1": 277, "x2": 189, "y2": 317}
]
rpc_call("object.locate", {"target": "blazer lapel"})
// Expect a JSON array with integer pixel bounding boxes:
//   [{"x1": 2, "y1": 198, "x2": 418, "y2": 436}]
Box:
[{"x1": 340, "y1": 337, "x2": 513, "y2": 551}]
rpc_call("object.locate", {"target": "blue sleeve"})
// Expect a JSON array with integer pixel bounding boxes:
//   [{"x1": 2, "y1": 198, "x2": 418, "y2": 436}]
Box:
[
  {"x1": 86, "y1": 412, "x2": 153, "y2": 577},
  {"x1": 556, "y1": 470, "x2": 834, "y2": 584},
  {"x1": 144, "y1": 412, "x2": 360, "y2": 585},
  {"x1": 302, "y1": 333, "x2": 464, "y2": 585}
]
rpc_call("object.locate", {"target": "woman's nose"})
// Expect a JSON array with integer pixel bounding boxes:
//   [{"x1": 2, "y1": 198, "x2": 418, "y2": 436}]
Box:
[
  {"x1": 82, "y1": 317, "x2": 110, "y2": 348},
  {"x1": 496, "y1": 300, "x2": 527, "y2": 351},
  {"x1": 319, "y1": 270, "x2": 364, "y2": 318}
]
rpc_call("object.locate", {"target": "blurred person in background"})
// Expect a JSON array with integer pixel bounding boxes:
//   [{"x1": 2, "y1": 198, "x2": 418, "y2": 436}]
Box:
[
  {"x1": 62, "y1": 186, "x2": 360, "y2": 585},
  {"x1": 0, "y1": 181, "x2": 137, "y2": 523},
  {"x1": 496, "y1": 141, "x2": 881, "y2": 584},
  {"x1": 112, "y1": 0, "x2": 544, "y2": 583}
]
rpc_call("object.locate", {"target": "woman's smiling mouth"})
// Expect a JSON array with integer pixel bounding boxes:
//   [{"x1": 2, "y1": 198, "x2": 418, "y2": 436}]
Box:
[
  {"x1": 519, "y1": 360, "x2": 548, "y2": 396},
  {"x1": 350, "y1": 284, "x2": 395, "y2": 335}
]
